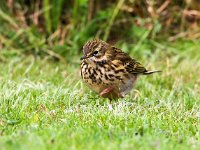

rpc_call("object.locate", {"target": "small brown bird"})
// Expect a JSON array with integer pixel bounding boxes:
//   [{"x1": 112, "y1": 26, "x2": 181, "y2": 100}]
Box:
[{"x1": 80, "y1": 39, "x2": 160, "y2": 99}]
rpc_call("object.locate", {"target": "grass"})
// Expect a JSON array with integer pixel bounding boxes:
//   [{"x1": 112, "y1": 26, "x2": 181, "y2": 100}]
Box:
[
  {"x1": 0, "y1": 40, "x2": 199, "y2": 150},
  {"x1": 0, "y1": 1, "x2": 199, "y2": 149}
]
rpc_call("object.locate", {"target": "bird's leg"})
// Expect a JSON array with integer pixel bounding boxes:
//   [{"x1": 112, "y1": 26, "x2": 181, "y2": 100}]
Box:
[
  {"x1": 100, "y1": 87, "x2": 114, "y2": 97},
  {"x1": 100, "y1": 87, "x2": 123, "y2": 98},
  {"x1": 100, "y1": 87, "x2": 114, "y2": 110}
]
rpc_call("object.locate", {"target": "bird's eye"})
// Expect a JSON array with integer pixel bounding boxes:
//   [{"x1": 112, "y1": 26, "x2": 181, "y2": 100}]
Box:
[{"x1": 93, "y1": 51, "x2": 98, "y2": 55}]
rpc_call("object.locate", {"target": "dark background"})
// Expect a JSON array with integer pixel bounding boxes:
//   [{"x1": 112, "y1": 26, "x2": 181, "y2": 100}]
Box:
[{"x1": 0, "y1": 0, "x2": 200, "y2": 61}]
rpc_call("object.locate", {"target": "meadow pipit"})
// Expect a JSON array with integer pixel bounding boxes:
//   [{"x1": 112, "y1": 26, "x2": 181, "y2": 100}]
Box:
[{"x1": 81, "y1": 39, "x2": 161, "y2": 99}]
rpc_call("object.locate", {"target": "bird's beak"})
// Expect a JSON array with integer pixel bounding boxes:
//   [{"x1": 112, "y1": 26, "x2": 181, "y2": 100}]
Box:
[{"x1": 80, "y1": 55, "x2": 90, "y2": 60}]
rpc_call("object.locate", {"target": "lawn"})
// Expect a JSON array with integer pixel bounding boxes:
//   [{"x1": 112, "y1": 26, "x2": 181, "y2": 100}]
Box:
[{"x1": 0, "y1": 41, "x2": 199, "y2": 150}]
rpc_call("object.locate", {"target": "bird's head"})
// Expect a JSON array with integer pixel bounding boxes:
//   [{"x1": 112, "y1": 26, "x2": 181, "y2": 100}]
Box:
[{"x1": 80, "y1": 39, "x2": 112, "y2": 62}]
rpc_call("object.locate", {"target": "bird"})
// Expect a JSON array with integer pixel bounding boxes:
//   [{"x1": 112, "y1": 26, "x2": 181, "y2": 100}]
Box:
[{"x1": 80, "y1": 39, "x2": 161, "y2": 99}]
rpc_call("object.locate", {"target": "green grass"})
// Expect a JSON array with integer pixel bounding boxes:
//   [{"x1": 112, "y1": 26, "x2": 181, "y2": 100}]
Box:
[{"x1": 0, "y1": 41, "x2": 200, "y2": 150}]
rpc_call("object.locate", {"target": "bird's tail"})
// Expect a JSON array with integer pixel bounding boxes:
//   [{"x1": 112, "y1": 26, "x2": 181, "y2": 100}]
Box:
[{"x1": 143, "y1": 70, "x2": 162, "y2": 75}]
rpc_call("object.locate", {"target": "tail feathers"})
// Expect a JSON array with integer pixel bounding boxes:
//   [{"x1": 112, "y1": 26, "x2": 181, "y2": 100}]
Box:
[{"x1": 143, "y1": 70, "x2": 162, "y2": 75}]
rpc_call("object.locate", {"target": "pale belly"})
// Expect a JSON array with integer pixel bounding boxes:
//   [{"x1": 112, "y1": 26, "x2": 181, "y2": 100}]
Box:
[{"x1": 86, "y1": 76, "x2": 137, "y2": 97}]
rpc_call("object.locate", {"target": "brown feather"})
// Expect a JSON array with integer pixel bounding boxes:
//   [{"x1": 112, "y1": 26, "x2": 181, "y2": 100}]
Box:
[{"x1": 111, "y1": 46, "x2": 147, "y2": 75}]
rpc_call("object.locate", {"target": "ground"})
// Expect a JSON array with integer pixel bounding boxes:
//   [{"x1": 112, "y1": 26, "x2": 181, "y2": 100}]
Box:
[{"x1": 0, "y1": 41, "x2": 199, "y2": 150}]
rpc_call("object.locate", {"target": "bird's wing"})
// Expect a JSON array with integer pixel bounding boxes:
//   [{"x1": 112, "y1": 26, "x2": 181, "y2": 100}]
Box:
[
  {"x1": 125, "y1": 60, "x2": 147, "y2": 74},
  {"x1": 112, "y1": 46, "x2": 147, "y2": 74}
]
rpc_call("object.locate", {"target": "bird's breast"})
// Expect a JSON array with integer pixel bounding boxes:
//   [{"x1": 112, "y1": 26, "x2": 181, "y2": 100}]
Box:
[{"x1": 81, "y1": 60, "x2": 137, "y2": 96}]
